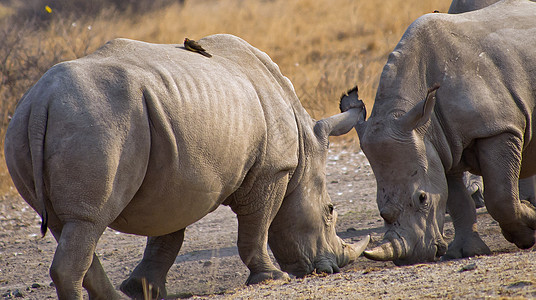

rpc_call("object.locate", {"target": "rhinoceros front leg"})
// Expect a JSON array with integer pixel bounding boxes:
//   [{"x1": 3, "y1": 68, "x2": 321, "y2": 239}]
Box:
[
  {"x1": 120, "y1": 229, "x2": 185, "y2": 299},
  {"x1": 477, "y1": 133, "x2": 536, "y2": 249},
  {"x1": 443, "y1": 173, "x2": 491, "y2": 260},
  {"x1": 232, "y1": 172, "x2": 291, "y2": 285}
]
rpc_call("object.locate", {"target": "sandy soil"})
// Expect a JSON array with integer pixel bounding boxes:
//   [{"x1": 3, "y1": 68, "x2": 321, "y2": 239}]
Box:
[{"x1": 1, "y1": 141, "x2": 534, "y2": 299}]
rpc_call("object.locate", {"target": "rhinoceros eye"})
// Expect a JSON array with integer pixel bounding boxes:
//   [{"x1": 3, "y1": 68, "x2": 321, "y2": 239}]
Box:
[
  {"x1": 328, "y1": 203, "x2": 334, "y2": 214},
  {"x1": 419, "y1": 192, "x2": 427, "y2": 204}
]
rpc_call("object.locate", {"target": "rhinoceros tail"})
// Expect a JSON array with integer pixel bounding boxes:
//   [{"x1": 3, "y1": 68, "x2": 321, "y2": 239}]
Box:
[
  {"x1": 28, "y1": 103, "x2": 49, "y2": 237},
  {"x1": 40, "y1": 210, "x2": 48, "y2": 237}
]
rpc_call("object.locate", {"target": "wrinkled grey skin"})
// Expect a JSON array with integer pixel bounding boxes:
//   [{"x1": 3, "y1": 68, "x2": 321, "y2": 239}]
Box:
[
  {"x1": 448, "y1": 0, "x2": 504, "y2": 13},
  {"x1": 463, "y1": 173, "x2": 485, "y2": 208},
  {"x1": 464, "y1": 173, "x2": 536, "y2": 207},
  {"x1": 4, "y1": 34, "x2": 369, "y2": 300},
  {"x1": 345, "y1": 0, "x2": 536, "y2": 265},
  {"x1": 453, "y1": 0, "x2": 536, "y2": 209}
]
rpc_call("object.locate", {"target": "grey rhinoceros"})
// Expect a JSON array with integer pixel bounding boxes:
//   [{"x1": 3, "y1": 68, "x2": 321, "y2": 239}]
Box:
[
  {"x1": 4, "y1": 34, "x2": 369, "y2": 299},
  {"x1": 341, "y1": 0, "x2": 536, "y2": 265},
  {"x1": 451, "y1": 0, "x2": 536, "y2": 208},
  {"x1": 447, "y1": 0, "x2": 504, "y2": 13}
]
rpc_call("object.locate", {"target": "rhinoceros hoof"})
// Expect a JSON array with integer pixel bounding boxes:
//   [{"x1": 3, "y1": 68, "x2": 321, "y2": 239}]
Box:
[
  {"x1": 442, "y1": 232, "x2": 491, "y2": 261},
  {"x1": 119, "y1": 277, "x2": 165, "y2": 300},
  {"x1": 246, "y1": 270, "x2": 290, "y2": 285},
  {"x1": 500, "y1": 202, "x2": 536, "y2": 249},
  {"x1": 315, "y1": 261, "x2": 340, "y2": 274},
  {"x1": 501, "y1": 226, "x2": 536, "y2": 249}
]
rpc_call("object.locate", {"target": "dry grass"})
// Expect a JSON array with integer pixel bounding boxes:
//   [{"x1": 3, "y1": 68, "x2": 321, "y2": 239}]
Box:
[
  {"x1": 111, "y1": 0, "x2": 448, "y2": 116},
  {"x1": 0, "y1": 0, "x2": 450, "y2": 194}
]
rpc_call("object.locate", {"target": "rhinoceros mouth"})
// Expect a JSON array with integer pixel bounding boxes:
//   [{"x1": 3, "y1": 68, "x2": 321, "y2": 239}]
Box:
[
  {"x1": 395, "y1": 240, "x2": 446, "y2": 265},
  {"x1": 364, "y1": 230, "x2": 447, "y2": 264}
]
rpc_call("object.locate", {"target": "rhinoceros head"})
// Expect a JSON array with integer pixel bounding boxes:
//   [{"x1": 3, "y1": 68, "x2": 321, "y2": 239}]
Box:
[
  {"x1": 267, "y1": 100, "x2": 369, "y2": 277},
  {"x1": 354, "y1": 84, "x2": 449, "y2": 265}
]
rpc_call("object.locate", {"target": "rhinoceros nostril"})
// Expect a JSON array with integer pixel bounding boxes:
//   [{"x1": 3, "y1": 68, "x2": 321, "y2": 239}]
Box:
[{"x1": 380, "y1": 206, "x2": 399, "y2": 224}]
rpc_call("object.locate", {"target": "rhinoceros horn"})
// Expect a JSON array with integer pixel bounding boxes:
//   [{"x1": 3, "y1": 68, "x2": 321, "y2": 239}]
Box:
[
  {"x1": 363, "y1": 237, "x2": 408, "y2": 261},
  {"x1": 344, "y1": 235, "x2": 371, "y2": 262}
]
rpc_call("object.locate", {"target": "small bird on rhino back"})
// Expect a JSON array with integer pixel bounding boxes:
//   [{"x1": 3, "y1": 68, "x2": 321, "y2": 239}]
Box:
[{"x1": 184, "y1": 38, "x2": 212, "y2": 58}]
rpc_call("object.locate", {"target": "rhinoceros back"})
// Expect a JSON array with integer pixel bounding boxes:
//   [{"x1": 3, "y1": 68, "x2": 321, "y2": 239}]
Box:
[{"x1": 5, "y1": 35, "x2": 301, "y2": 236}]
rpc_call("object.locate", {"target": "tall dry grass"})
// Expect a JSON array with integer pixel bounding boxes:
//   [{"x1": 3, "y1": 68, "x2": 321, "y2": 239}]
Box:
[
  {"x1": 0, "y1": 0, "x2": 449, "y2": 194},
  {"x1": 114, "y1": 0, "x2": 448, "y2": 116}
]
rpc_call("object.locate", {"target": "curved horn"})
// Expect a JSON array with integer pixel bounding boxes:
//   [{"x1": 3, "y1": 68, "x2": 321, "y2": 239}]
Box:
[
  {"x1": 363, "y1": 237, "x2": 408, "y2": 261},
  {"x1": 339, "y1": 235, "x2": 370, "y2": 266},
  {"x1": 345, "y1": 235, "x2": 371, "y2": 262}
]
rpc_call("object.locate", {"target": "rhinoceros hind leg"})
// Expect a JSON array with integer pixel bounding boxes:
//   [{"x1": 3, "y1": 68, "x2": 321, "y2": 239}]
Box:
[
  {"x1": 48, "y1": 221, "x2": 120, "y2": 299},
  {"x1": 119, "y1": 277, "x2": 162, "y2": 300},
  {"x1": 120, "y1": 228, "x2": 186, "y2": 299},
  {"x1": 232, "y1": 172, "x2": 290, "y2": 285},
  {"x1": 82, "y1": 253, "x2": 122, "y2": 299},
  {"x1": 49, "y1": 221, "x2": 107, "y2": 300}
]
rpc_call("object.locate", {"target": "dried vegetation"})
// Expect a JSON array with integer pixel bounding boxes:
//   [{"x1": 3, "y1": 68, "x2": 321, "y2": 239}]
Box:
[{"x1": 0, "y1": 0, "x2": 449, "y2": 194}]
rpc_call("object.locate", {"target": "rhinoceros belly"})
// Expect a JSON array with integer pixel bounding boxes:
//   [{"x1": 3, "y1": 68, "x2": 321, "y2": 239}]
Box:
[
  {"x1": 108, "y1": 94, "x2": 262, "y2": 236},
  {"x1": 109, "y1": 184, "x2": 231, "y2": 236}
]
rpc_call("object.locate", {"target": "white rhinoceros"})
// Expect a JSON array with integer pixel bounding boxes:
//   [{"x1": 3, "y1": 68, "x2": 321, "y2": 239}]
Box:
[
  {"x1": 447, "y1": 0, "x2": 504, "y2": 13},
  {"x1": 4, "y1": 34, "x2": 369, "y2": 299},
  {"x1": 451, "y1": 0, "x2": 536, "y2": 210},
  {"x1": 341, "y1": 0, "x2": 536, "y2": 265}
]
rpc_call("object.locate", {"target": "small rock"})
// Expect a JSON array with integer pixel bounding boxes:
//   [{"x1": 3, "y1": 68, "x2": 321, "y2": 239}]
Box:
[
  {"x1": 31, "y1": 283, "x2": 41, "y2": 289},
  {"x1": 13, "y1": 289, "x2": 24, "y2": 297},
  {"x1": 203, "y1": 261, "x2": 213, "y2": 267},
  {"x1": 176, "y1": 292, "x2": 194, "y2": 298},
  {"x1": 459, "y1": 263, "x2": 477, "y2": 272},
  {"x1": 507, "y1": 281, "x2": 532, "y2": 289},
  {"x1": 346, "y1": 227, "x2": 357, "y2": 232}
]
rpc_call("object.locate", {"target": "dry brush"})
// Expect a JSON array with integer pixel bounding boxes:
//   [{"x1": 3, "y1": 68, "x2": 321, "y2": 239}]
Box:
[{"x1": 0, "y1": 0, "x2": 449, "y2": 194}]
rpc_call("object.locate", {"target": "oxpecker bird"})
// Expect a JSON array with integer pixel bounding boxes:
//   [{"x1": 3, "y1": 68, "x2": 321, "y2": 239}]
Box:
[{"x1": 184, "y1": 38, "x2": 212, "y2": 58}]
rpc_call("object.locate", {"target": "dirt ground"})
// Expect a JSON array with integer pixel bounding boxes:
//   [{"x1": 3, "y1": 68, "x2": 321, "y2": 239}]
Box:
[{"x1": 1, "y1": 141, "x2": 535, "y2": 299}]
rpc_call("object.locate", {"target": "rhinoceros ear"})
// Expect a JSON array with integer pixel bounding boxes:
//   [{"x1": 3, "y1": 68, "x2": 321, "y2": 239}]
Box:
[
  {"x1": 398, "y1": 83, "x2": 439, "y2": 131},
  {"x1": 339, "y1": 85, "x2": 368, "y2": 138},
  {"x1": 314, "y1": 102, "x2": 366, "y2": 144}
]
